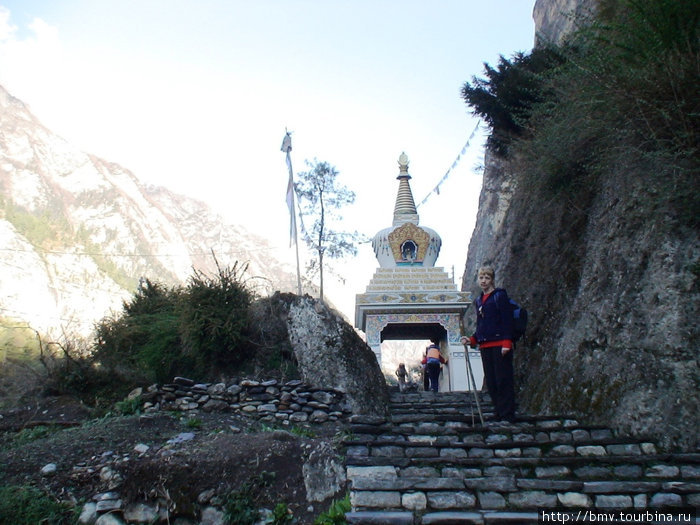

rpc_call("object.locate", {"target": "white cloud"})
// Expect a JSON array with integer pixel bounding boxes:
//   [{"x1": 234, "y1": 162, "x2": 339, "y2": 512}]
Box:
[{"x1": 0, "y1": 6, "x2": 16, "y2": 41}]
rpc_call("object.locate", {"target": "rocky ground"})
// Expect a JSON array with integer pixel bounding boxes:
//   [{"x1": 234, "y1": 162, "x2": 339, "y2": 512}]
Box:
[{"x1": 0, "y1": 394, "x2": 349, "y2": 524}]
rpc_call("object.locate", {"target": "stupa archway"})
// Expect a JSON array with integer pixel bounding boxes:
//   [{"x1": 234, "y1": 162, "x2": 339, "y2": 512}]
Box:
[{"x1": 355, "y1": 153, "x2": 483, "y2": 392}]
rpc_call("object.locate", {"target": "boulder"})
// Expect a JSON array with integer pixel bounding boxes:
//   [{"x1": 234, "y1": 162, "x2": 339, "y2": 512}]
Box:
[{"x1": 284, "y1": 294, "x2": 389, "y2": 416}]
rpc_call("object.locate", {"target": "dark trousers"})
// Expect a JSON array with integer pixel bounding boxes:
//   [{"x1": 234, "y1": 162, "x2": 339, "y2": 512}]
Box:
[
  {"x1": 426, "y1": 361, "x2": 441, "y2": 392},
  {"x1": 480, "y1": 347, "x2": 515, "y2": 420}
]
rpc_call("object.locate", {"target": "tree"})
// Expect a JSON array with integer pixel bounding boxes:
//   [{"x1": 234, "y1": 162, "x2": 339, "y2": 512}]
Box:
[
  {"x1": 461, "y1": 47, "x2": 564, "y2": 155},
  {"x1": 295, "y1": 159, "x2": 359, "y2": 302}
]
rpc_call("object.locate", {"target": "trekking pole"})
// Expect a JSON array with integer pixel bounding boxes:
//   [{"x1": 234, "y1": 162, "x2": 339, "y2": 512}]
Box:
[
  {"x1": 459, "y1": 314, "x2": 484, "y2": 425},
  {"x1": 465, "y1": 348, "x2": 475, "y2": 426},
  {"x1": 463, "y1": 341, "x2": 484, "y2": 426}
]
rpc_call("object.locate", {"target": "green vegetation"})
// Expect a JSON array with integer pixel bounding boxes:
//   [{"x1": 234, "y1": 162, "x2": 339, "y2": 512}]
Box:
[
  {"x1": 0, "y1": 484, "x2": 77, "y2": 524},
  {"x1": 295, "y1": 159, "x2": 360, "y2": 302},
  {"x1": 113, "y1": 395, "x2": 142, "y2": 416},
  {"x1": 93, "y1": 261, "x2": 253, "y2": 384},
  {"x1": 0, "y1": 201, "x2": 70, "y2": 249},
  {"x1": 184, "y1": 417, "x2": 202, "y2": 429},
  {"x1": 223, "y1": 471, "x2": 276, "y2": 525},
  {"x1": 38, "y1": 266, "x2": 300, "y2": 406},
  {"x1": 313, "y1": 494, "x2": 350, "y2": 525},
  {"x1": 462, "y1": 0, "x2": 699, "y2": 224},
  {"x1": 12, "y1": 425, "x2": 64, "y2": 444}
]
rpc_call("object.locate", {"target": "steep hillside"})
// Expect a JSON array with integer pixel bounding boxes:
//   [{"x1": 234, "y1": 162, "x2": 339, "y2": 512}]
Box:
[
  {"x1": 462, "y1": 0, "x2": 699, "y2": 450},
  {"x1": 0, "y1": 85, "x2": 298, "y2": 337}
]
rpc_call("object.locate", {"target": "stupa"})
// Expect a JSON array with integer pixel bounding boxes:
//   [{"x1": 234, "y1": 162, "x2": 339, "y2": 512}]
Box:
[{"x1": 355, "y1": 153, "x2": 482, "y2": 391}]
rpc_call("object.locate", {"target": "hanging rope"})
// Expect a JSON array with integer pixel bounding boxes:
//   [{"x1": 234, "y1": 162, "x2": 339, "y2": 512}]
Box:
[{"x1": 417, "y1": 120, "x2": 481, "y2": 208}]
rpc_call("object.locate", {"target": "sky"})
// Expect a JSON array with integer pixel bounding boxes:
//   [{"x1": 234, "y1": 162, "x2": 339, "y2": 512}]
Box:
[{"x1": 0, "y1": 1, "x2": 536, "y2": 320}]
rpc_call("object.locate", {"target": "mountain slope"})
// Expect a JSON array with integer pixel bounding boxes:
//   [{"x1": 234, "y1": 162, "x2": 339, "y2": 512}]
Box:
[{"x1": 0, "y1": 85, "x2": 298, "y2": 337}]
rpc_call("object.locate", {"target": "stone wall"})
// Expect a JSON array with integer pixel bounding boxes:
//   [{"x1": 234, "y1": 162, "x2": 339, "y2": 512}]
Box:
[{"x1": 136, "y1": 376, "x2": 352, "y2": 424}]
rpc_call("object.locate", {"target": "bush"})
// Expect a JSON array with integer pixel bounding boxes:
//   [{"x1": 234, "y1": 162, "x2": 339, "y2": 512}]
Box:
[
  {"x1": 179, "y1": 261, "x2": 253, "y2": 375},
  {"x1": 93, "y1": 261, "x2": 256, "y2": 384}
]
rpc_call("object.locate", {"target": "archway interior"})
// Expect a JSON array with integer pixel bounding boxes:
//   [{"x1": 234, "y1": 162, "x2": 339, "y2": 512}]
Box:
[{"x1": 379, "y1": 323, "x2": 447, "y2": 388}]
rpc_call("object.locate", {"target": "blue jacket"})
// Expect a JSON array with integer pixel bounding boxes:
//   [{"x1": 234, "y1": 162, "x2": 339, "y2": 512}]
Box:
[{"x1": 473, "y1": 288, "x2": 513, "y2": 344}]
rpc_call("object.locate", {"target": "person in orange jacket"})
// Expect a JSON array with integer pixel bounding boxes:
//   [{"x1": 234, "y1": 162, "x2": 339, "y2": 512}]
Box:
[{"x1": 421, "y1": 343, "x2": 448, "y2": 392}]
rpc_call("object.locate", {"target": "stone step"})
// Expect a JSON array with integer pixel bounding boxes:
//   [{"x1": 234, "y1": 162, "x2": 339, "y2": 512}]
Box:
[
  {"x1": 343, "y1": 432, "x2": 657, "y2": 448},
  {"x1": 345, "y1": 393, "x2": 700, "y2": 519},
  {"x1": 348, "y1": 475, "x2": 699, "y2": 512},
  {"x1": 346, "y1": 510, "x2": 542, "y2": 524},
  {"x1": 345, "y1": 452, "x2": 700, "y2": 474}
]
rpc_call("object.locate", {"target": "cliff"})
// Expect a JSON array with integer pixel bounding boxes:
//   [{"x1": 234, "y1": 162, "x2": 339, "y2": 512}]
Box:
[{"x1": 462, "y1": 0, "x2": 699, "y2": 450}]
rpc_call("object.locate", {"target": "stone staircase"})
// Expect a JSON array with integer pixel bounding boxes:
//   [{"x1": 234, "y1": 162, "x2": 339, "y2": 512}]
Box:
[{"x1": 342, "y1": 391, "x2": 699, "y2": 524}]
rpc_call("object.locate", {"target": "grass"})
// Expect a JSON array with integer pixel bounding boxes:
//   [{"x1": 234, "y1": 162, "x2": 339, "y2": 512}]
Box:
[{"x1": 0, "y1": 484, "x2": 77, "y2": 525}]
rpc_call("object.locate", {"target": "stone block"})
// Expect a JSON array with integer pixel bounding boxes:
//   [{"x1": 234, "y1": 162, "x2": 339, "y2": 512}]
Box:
[
  {"x1": 400, "y1": 466, "x2": 439, "y2": 477},
  {"x1": 614, "y1": 465, "x2": 643, "y2": 478},
  {"x1": 495, "y1": 448, "x2": 522, "y2": 458},
  {"x1": 650, "y1": 492, "x2": 683, "y2": 507},
  {"x1": 574, "y1": 466, "x2": 611, "y2": 479},
  {"x1": 405, "y1": 446, "x2": 438, "y2": 458},
  {"x1": 681, "y1": 465, "x2": 700, "y2": 478},
  {"x1": 583, "y1": 481, "x2": 660, "y2": 494},
  {"x1": 427, "y1": 491, "x2": 476, "y2": 509},
  {"x1": 347, "y1": 466, "x2": 397, "y2": 480},
  {"x1": 372, "y1": 446, "x2": 405, "y2": 458},
  {"x1": 478, "y1": 491, "x2": 507, "y2": 509},
  {"x1": 550, "y1": 431, "x2": 573, "y2": 443},
  {"x1": 346, "y1": 446, "x2": 369, "y2": 457},
  {"x1": 633, "y1": 493, "x2": 647, "y2": 508},
  {"x1": 351, "y1": 491, "x2": 402, "y2": 509},
  {"x1": 402, "y1": 491, "x2": 427, "y2": 510},
  {"x1": 577, "y1": 445, "x2": 607, "y2": 457},
  {"x1": 558, "y1": 492, "x2": 592, "y2": 507},
  {"x1": 571, "y1": 429, "x2": 591, "y2": 442},
  {"x1": 440, "y1": 448, "x2": 468, "y2": 458},
  {"x1": 468, "y1": 447, "x2": 494, "y2": 458},
  {"x1": 509, "y1": 490, "x2": 557, "y2": 508},
  {"x1": 606, "y1": 443, "x2": 641, "y2": 455},
  {"x1": 464, "y1": 476, "x2": 516, "y2": 492},
  {"x1": 595, "y1": 495, "x2": 632, "y2": 508},
  {"x1": 646, "y1": 465, "x2": 680, "y2": 478},
  {"x1": 549, "y1": 444, "x2": 576, "y2": 456}
]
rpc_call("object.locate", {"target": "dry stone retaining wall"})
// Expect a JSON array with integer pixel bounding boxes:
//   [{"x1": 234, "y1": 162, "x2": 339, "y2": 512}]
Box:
[{"x1": 135, "y1": 376, "x2": 352, "y2": 423}]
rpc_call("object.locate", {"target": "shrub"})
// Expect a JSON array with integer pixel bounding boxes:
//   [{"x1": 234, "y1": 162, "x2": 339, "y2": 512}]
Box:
[
  {"x1": 179, "y1": 261, "x2": 254, "y2": 376},
  {"x1": 313, "y1": 494, "x2": 350, "y2": 525},
  {"x1": 94, "y1": 279, "x2": 184, "y2": 384},
  {"x1": 93, "y1": 261, "x2": 256, "y2": 384}
]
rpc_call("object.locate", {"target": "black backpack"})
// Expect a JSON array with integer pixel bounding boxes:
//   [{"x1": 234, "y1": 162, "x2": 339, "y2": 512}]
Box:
[
  {"x1": 493, "y1": 291, "x2": 528, "y2": 342},
  {"x1": 508, "y1": 298, "x2": 528, "y2": 342}
]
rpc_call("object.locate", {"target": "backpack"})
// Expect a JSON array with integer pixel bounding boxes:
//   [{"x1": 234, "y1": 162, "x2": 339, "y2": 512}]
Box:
[
  {"x1": 508, "y1": 298, "x2": 528, "y2": 342},
  {"x1": 490, "y1": 290, "x2": 528, "y2": 342}
]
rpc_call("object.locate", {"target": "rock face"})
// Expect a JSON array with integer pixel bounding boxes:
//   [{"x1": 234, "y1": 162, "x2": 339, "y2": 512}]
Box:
[
  {"x1": 283, "y1": 294, "x2": 389, "y2": 417},
  {"x1": 464, "y1": 146, "x2": 698, "y2": 451},
  {"x1": 462, "y1": 4, "x2": 699, "y2": 450},
  {"x1": 533, "y1": 0, "x2": 598, "y2": 44},
  {"x1": 0, "y1": 84, "x2": 298, "y2": 337}
]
